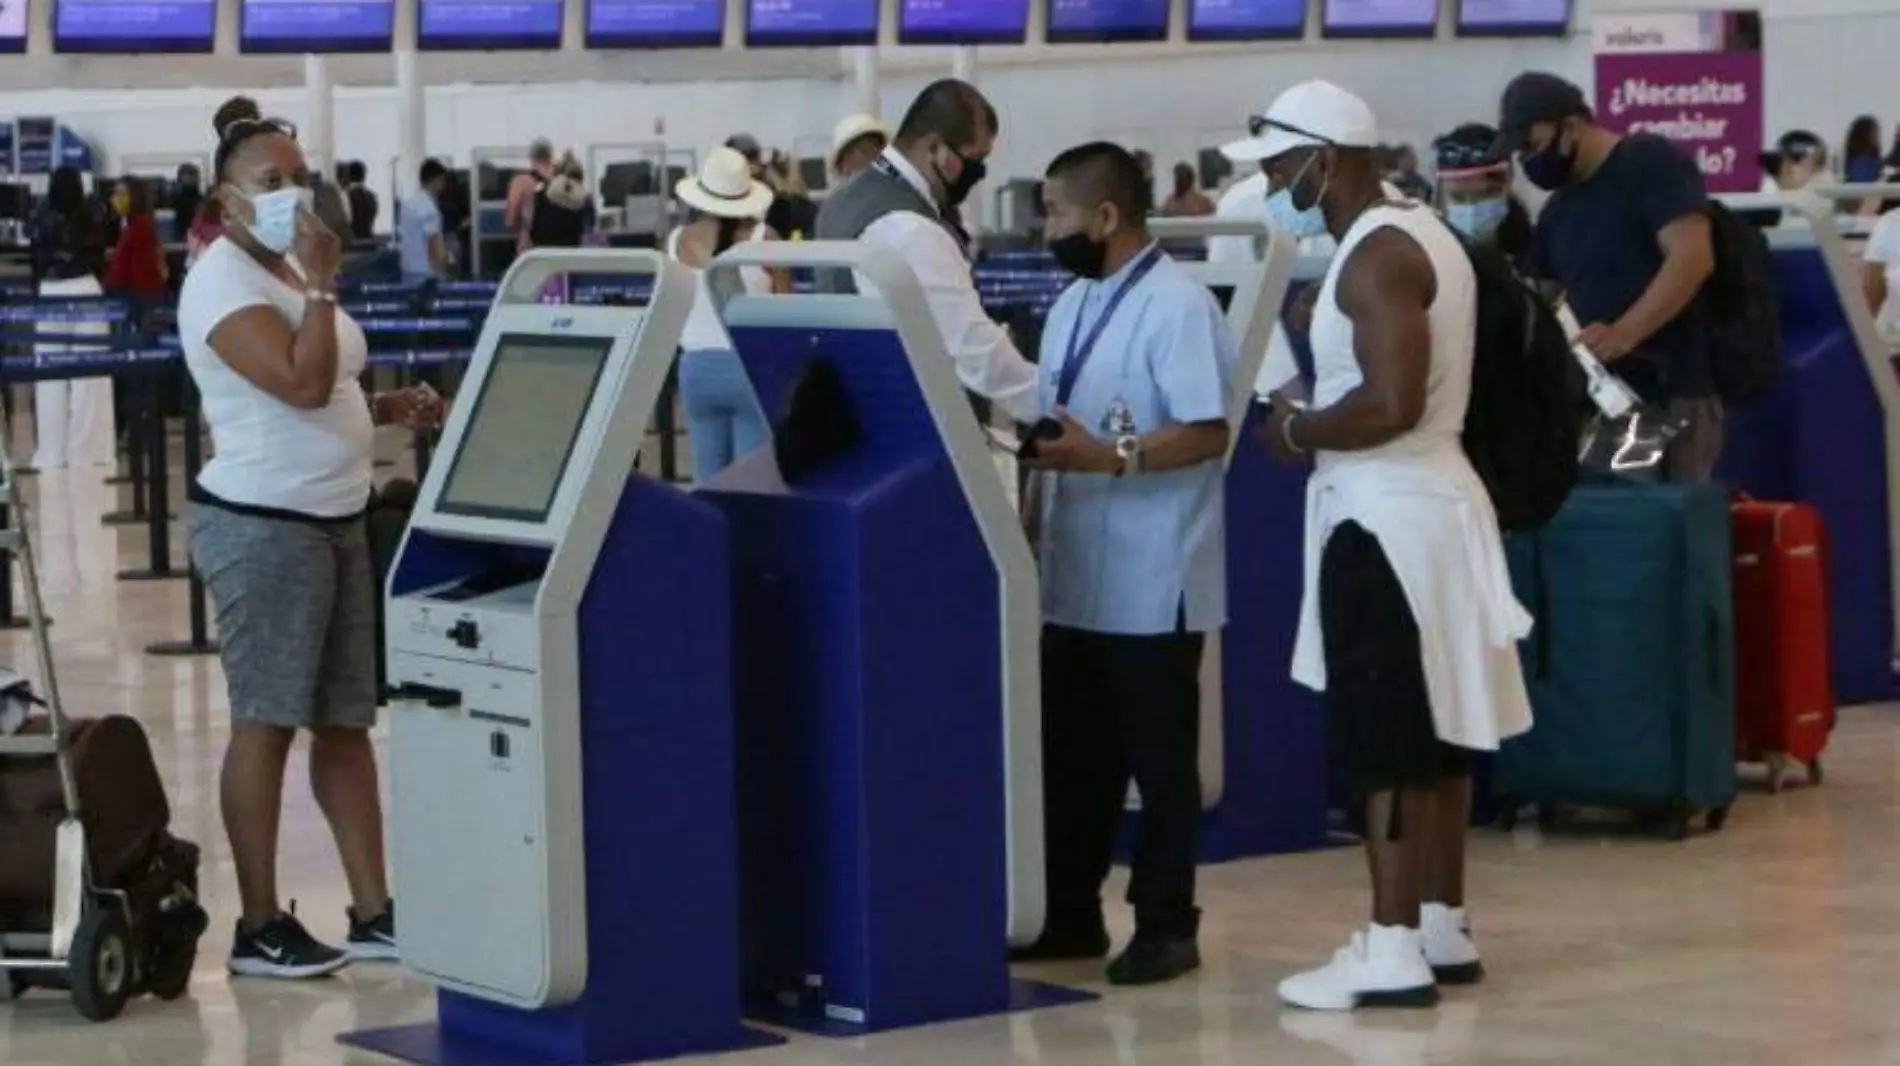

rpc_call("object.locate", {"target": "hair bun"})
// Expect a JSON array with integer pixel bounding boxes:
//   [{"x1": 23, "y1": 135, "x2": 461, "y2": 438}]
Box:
[{"x1": 212, "y1": 95, "x2": 262, "y2": 141}]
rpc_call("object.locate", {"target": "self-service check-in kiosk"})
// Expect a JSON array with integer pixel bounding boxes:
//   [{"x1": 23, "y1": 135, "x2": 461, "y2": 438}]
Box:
[
  {"x1": 1142, "y1": 218, "x2": 1328, "y2": 859},
  {"x1": 341, "y1": 250, "x2": 773, "y2": 1065},
  {"x1": 1714, "y1": 187, "x2": 1900, "y2": 705},
  {"x1": 697, "y1": 241, "x2": 1076, "y2": 1034}
]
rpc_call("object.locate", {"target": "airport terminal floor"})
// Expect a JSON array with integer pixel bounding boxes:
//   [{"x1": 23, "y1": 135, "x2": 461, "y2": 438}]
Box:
[{"x1": 2, "y1": 435, "x2": 1899, "y2": 1066}]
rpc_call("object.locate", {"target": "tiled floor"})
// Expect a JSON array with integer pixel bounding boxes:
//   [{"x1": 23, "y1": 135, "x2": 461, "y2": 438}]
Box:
[{"x1": 4, "y1": 462, "x2": 1900, "y2": 1065}]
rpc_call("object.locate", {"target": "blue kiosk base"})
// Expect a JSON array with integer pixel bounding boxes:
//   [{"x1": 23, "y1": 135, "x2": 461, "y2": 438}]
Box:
[
  {"x1": 339, "y1": 1014, "x2": 783, "y2": 1066},
  {"x1": 744, "y1": 979, "x2": 1097, "y2": 1039}
]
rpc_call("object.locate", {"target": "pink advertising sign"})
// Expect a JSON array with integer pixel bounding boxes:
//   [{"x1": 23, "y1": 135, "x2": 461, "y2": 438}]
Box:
[{"x1": 1593, "y1": 47, "x2": 1763, "y2": 193}]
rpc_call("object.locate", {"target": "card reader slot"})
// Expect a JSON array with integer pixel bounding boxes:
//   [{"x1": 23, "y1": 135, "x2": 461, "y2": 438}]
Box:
[
  {"x1": 384, "y1": 682, "x2": 464, "y2": 709},
  {"x1": 470, "y1": 709, "x2": 532, "y2": 729}
]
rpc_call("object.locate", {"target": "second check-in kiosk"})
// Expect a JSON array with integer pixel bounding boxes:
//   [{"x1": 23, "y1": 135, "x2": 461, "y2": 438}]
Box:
[
  {"x1": 344, "y1": 250, "x2": 769, "y2": 1066},
  {"x1": 701, "y1": 241, "x2": 1050, "y2": 1034},
  {"x1": 1138, "y1": 217, "x2": 1328, "y2": 858}
]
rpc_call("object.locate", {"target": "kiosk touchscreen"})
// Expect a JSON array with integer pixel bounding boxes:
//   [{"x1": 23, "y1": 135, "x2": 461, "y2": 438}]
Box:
[
  {"x1": 1143, "y1": 218, "x2": 1328, "y2": 859},
  {"x1": 348, "y1": 250, "x2": 767, "y2": 1066}
]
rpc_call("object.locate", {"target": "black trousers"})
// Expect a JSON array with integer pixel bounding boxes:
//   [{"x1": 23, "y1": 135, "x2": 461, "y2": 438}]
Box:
[{"x1": 1040, "y1": 622, "x2": 1206, "y2": 938}]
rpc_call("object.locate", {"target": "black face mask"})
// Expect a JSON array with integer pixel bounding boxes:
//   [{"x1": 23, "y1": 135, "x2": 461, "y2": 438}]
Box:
[
  {"x1": 935, "y1": 146, "x2": 988, "y2": 209},
  {"x1": 1047, "y1": 229, "x2": 1108, "y2": 279},
  {"x1": 1519, "y1": 135, "x2": 1577, "y2": 191}
]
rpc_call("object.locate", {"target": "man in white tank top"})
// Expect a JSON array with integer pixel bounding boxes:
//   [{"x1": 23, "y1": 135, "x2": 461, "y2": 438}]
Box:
[{"x1": 1224, "y1": 80, "x2": 1534, "y2": 1013}]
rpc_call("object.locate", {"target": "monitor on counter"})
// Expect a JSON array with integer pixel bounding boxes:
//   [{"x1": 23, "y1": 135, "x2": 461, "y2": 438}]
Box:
[
  {"x1": 588, "y1": 0, "x2": 725, "y2": 47},
  {"x1": 1187, "y1": 0, "x2": 1308, "y2": 41},
  {"x1": 1046, "y1": 0, "x2": 1170, "y2": 42},
  {"x1": 56, "y1": 0, "x2": 214, "y2": 52},
  {"x1": 1322, "y1": 0, "x2": 1438, "y2": 38},
  {"x1": 436, "y1": 335, "x2": 615, "y2": 526},
  {"x1": 900, "y1": 0, "x2": 1029, "y2": 44},
  {"x1": 420, "y1": 0, "x2": 563, "y2": 49},
  {"x1": 746, "y1": 0, "x2": 878, "y2": 46},
  {"x1": 240, "y1": 0, "x2": 395, "y2": 52},
  {"x1": 1456, "y1": 0, "x2": 1570, "y2": 36}
]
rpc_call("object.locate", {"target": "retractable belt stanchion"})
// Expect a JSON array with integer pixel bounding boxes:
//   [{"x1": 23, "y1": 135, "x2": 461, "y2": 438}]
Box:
[
  {"x1": 100, "y1": 308, "x2": 153, "y2": 525},
  {"x1": 146, "y1": 374, "x2": 217, "y2": 657},
  {"x1": 116, "y1": 357, "x2": 180, "y2": 582}
]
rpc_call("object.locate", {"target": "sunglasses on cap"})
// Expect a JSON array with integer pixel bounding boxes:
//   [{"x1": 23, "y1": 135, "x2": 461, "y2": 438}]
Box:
[
  {"x1": 220, "y1": 117, "x2": 299, "y2": 143},
  {"x1": 1246, "y1": 114, "x2": 1339, "y2": 146}
]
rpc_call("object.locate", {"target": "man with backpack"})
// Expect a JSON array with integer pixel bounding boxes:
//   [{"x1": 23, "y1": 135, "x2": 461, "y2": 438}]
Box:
[
  {"x1": 1495, "y1": 72, "x2": 1726, "y2": 483},
  {"x1": 1234, "y1": 80, "x2": 1535, "y2": 1012}
]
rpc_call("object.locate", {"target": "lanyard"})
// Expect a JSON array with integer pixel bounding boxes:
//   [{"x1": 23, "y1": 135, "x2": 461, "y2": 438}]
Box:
[{"x1": 1055, "y1": 246, "x2": 1164, "y2": 409}]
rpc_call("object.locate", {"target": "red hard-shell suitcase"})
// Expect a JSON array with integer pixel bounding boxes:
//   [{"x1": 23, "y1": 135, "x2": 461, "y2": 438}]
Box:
[{"x1": 1731, "y1": 500, "x2": 1834, "y2": 789}]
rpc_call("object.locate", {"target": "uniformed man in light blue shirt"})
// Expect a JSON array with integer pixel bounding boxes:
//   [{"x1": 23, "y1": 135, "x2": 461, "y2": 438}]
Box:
[
  {"x1": 397, "y1": 160, "x2": 450, "y2": 284},
  {"x1": 1012, "y1": 142, "x2": 1238, "y2": 987}
]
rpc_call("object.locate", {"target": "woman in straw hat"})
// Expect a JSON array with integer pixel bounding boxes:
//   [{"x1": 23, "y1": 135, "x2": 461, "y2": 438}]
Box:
[{"x1": 669, "y1": 145, "x2": 787, "y2": 483}]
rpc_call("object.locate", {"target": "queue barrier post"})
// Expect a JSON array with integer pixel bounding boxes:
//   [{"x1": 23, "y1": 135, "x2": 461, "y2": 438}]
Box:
[{"x1": 147, "y1": 374, "x2": 217, "y2": 657}]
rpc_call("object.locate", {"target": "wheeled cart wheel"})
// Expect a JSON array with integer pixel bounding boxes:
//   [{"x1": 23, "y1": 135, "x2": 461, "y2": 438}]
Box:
[
  {"x1": 69, "y1": 906, "x2": 133, "y2": 1022},
  {"x1": 1706, "y1": 805, "x2": 1731, "y2": 832},
  {"x1": 146, "y1": 944, "x2": 196, "y2": 1002},
  {"x1": 1807, "y1": 758, "x2": 1825, "y2": 786}
]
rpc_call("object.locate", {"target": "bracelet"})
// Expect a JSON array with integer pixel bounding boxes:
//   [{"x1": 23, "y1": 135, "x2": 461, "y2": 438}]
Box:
[
  {"x1": 1280, "y1": 410, "x2": 1305, "y2": 453},
  {"x1": 305, "y1": 289, "x2": 337, "y2": 304}
]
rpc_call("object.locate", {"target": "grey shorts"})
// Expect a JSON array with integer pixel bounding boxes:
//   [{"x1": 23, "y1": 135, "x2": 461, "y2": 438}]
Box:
[{"x1": 187, "y1": 503, "x2": 378, "y2": 731}]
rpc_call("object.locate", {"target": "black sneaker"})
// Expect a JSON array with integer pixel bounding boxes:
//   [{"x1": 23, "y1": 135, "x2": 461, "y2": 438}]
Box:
[
  {"x1": 347, "y1": 901, "x2": 398, "y2": 961},
  {"x1": 228, "y1": 909, "x2": 349, "y2": 980},
  {"x1": 1106, "y1": 933, "x2": 1201, "y2": 986}
]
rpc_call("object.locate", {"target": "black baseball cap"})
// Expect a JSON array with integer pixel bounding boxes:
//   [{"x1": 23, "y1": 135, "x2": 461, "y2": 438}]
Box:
[
  {"x1": 1494, "y1": 73, "x2": 1589, "y2": 154},
  {"x1": 1434, "y1": 123, "x2": 1508, "y2": 176},
  {"x1": 725, "y1": 134, "x2": 763, "y2": 162}
]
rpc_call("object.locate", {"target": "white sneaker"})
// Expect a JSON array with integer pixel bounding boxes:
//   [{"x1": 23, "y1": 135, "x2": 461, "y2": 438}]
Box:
[
  {"x1": 1420, "y1": 904, "x2": 1483, "y2": 986},
  {"x1": 1278, "y1": 925, "x2": 1439, "y2": 1012}
]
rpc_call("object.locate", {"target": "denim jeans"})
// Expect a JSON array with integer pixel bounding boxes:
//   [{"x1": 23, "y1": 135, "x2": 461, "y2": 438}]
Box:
[{"x1": 678, "y1": 348, "x2": 767, "y2": 484}]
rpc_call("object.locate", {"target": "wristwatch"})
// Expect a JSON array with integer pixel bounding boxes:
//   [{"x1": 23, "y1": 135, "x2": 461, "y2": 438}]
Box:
[{"x1": 1114, "y1": 435, "x2": 1141, "y2": 477}]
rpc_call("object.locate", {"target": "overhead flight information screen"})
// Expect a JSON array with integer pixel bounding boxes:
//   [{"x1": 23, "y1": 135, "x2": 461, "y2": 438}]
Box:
[
  {"x1": 1457, "y1": 0, "x2": 1569, "y2": 35},
  {"x1": 588, "y1": 0, "x2": 724, "y2": 46},
  {"x1": 438, "y1": 336, "x2": 614, "y2": 525},
  {"x1": 420, "y1": 0, "x2": 564, "y2": 49},
  {"x1": 241, "y1": 0, "x2": 396, "y2": 52},
  {"x1": 1046, "y1": 0, "x2": 1170, "y2": 43},
  {"x1": 900, "y1": 0, "x2": 1029, "y2": 44},
  {"x1": 1322, "y1": 0, "x2": 1438, "y2": 37},
  {"x1": 1187, "y1": 0, "x2": 1306, "y2": 40},
  {"x1": 56, "y1": 0, "x2": 215, "y2": 52},
  {"x1": 746, "y1": 0, "x2": 879, "y2": 46}
]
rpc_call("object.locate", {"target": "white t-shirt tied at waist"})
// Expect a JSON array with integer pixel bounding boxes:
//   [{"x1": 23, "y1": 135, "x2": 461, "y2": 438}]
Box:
[{"x1": 1288, "y1": 203, "x2": 1533, "y2": 752}]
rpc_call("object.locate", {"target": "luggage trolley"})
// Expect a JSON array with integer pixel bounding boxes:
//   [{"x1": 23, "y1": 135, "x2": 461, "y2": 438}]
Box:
[{"x1": 0, "y1": 448, "x2": 206, "y2": 1020}]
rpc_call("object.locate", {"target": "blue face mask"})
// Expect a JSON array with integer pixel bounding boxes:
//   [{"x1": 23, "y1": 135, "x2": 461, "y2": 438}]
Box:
[
  {"x1": 1265, "y1": 154, "x2": 1330, "y2": 240},
  {"x1": 1446, "y1": 198, "x2": 1509, "y2": 241}
]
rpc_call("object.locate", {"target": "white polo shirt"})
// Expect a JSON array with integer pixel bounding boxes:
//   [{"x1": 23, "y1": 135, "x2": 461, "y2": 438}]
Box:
[{"x1": 178, "y1": 238, "x2": 373, "y2": 518}]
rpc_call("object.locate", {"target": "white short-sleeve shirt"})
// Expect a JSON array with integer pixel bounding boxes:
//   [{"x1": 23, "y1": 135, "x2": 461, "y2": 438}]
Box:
[
  {"x1": 1865, "y1": 208, "x2": 1900, "y2": 341},
  {"x1": 178, "y1": 238, "x2": 373, "y2": 518}
]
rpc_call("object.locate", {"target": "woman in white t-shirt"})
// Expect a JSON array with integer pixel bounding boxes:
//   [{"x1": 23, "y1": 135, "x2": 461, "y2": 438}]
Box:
[
  {"x1": 178, "y1": 100, "x2": 442, "y2": 981},
  {"x1": 668, "y1": 147, "x2": 785, "y2": 483},
  {"x1": 1863, "y1": 207, "x2": 1900, "y2": 346}
]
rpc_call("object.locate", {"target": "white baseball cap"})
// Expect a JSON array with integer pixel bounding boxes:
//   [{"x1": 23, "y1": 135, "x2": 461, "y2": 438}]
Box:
[
  {"x1": 1221, "y1": 80, "x2": 1379, "y2": 163},
  {"x1": 831, "y1": 113, "x2": 889, "y2": 163}
]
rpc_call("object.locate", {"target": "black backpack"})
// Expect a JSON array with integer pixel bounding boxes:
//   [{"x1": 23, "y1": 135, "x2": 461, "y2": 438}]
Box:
[
  {"x1": 1700, "y1": 201, "x2": 1783, "y2": 406},
  {"x1": 1460, "y1": 239, "x2": 1586, "y2": 532}
]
